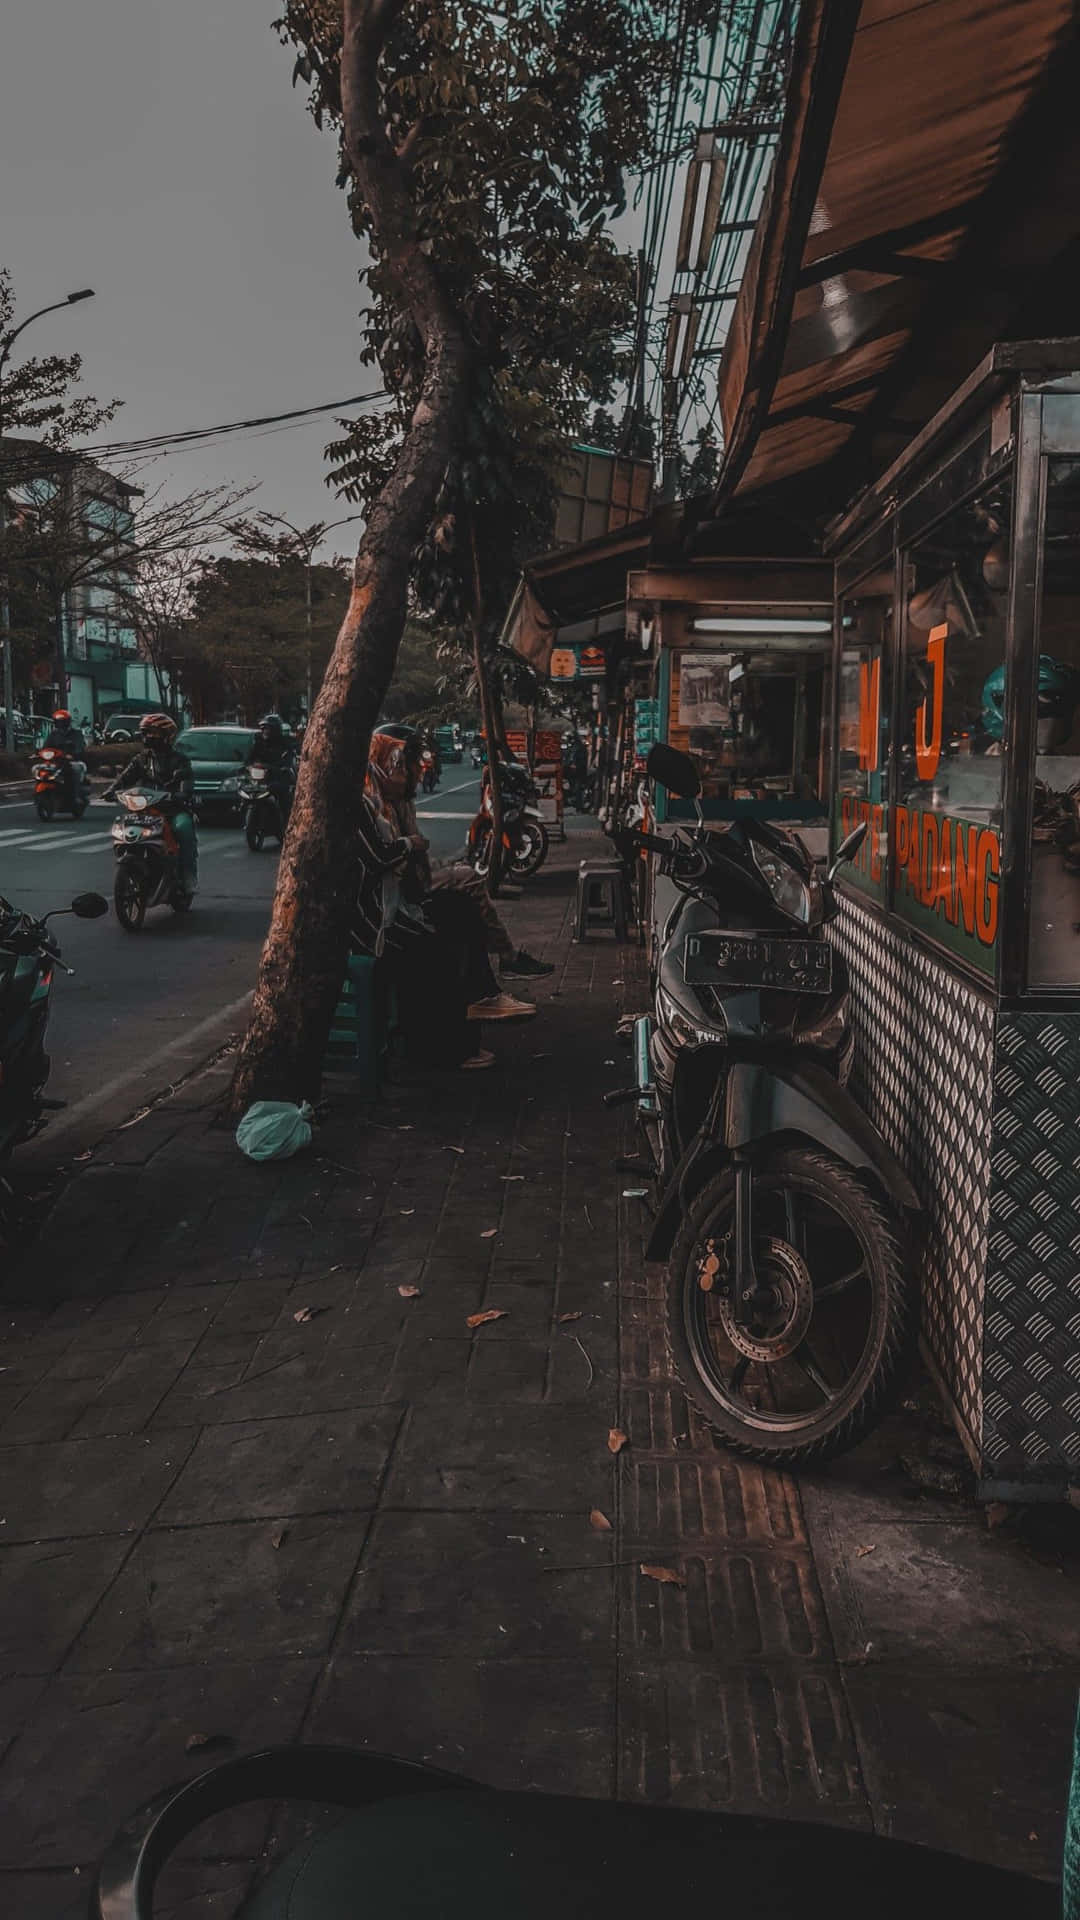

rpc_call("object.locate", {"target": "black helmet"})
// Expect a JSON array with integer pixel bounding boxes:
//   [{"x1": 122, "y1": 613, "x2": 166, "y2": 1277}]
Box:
[{"x1": 258, "y1": 713, "x2": 284, "y2": 739}]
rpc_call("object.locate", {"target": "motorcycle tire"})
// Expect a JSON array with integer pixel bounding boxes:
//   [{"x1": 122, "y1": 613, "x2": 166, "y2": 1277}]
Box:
[
  {"x1": 114, "y1": 867, "x2": 147, "y2": 932},
  {"x1": 512, "y1": 820, "x2": 548, "y2": 879},
  {"x1": 667, "y1": 1147, "x2": 913, "y2": 1466},
  {"x1": 170, "y1": 891, "x2": 194, "y2": 914},
  {"x1": 470, "y1": 822, "x2": 494, "y2": 880},
  {"x1": 36, "y1": 795, "x2": 55, "y2": 822},
  {"x1": 246, "y1": 813, "x2": 266, "y2": 852},
  {"x1": 73, "y1": 796, "x2": 88, "y2": 820}
]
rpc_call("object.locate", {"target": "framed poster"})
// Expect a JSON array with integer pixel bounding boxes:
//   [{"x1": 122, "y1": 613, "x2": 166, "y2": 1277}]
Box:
[{"x1": 678, "y1": 653, "x2": 731, "y2": 728}]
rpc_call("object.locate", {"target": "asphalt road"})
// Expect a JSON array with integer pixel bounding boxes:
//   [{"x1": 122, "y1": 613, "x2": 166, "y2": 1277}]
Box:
[{"x1": 0, "y1": 769, "x2": 483, "y2": 1137}]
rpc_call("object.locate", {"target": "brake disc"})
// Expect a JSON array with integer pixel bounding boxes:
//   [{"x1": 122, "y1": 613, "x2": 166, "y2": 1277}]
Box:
[{"x1": 715, "y1": 1235, "x2": 813, "y2": 1363}]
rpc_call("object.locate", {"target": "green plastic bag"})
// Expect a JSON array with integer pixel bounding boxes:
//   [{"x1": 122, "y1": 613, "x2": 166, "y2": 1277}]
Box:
[{"x1": 235, "y1": 1100, "x2": 314, "y2": 1163}]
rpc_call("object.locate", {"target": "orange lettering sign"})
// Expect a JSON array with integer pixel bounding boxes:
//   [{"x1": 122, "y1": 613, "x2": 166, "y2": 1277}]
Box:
[
  {"x1": 858, "y1": 658, "x2": 880, "y2": 772},
  {"x1": 914, "y1": 622, "x2": 947, "y2": 780}
]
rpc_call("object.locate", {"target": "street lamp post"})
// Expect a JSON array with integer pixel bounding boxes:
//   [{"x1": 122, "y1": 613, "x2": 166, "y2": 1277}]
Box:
[
  {"x1": 0, "y1": 288, "x2": 94, "y2": 750},
  {"x1": 251, "y1": 511, "x2": 362, "y2": 722}
]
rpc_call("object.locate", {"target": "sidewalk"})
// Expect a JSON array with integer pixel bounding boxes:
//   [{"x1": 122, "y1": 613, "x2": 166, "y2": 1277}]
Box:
[{"x1": 1, "y1": 828, "x2": 1077, "y2": 1916}]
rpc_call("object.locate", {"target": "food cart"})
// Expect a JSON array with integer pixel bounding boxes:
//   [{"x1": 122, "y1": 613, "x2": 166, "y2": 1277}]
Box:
[{"x1": 827, "y1": 340, "x2": 1080, "y2": 1500}]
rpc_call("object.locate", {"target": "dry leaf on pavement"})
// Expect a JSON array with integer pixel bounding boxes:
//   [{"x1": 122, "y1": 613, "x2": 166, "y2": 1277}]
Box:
[
  {"x1": 271, "y1": 1527, "x2": 288, "y2": 1550},
  {"x1": 640, "y1": 1563, "x2": 685, "y2": 1587},
  {"x1": 398, "y1": 1285, "x2": 422, "y2": 1299},
  {"x1": 292, "y1": 1306, "x2": 319, "y2": 1324},
  {"x1": 855, "y1": 1544, "x2": 877, "y2": 1558},
  {"x1": 466, "y1": 1309, "x2": 507, "y2": 1328},
  {"x1": 589, "y1": 1509, "x2": 613, "y2": 1531},
  {"x1": 557, "y1": 1311, "x2": 584, "y2": 1323},
  {"x1": 480, "y1": 1228, "x2": 498, "y2": 1238},
  {"x1": 608, "y1": 1428, "x2": 629, "y2": 1454}
]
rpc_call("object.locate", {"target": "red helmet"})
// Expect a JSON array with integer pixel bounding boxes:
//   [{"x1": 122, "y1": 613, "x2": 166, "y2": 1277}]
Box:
[
  {"x1": 52, "y1": 709, "x2": 72, "y2": 724},
  {"x1": 139, "y1": 712, "x2": 178, "y2": 745}
]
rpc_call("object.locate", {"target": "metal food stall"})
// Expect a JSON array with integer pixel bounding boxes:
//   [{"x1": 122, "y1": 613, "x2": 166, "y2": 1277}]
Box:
[{"x1": 827, "y1": 339, "x2": 1080, "y2": 1499}]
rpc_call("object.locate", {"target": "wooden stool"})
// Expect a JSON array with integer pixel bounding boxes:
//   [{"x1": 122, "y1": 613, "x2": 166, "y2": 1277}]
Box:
[{"x1": 574, "y1": 860, "x2": 628, "y2": 941}]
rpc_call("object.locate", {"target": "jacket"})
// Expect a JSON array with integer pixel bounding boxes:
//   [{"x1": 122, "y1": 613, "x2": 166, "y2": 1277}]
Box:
[{"x1": 115, "y1": 746, "x2": 195, "y2": 807}]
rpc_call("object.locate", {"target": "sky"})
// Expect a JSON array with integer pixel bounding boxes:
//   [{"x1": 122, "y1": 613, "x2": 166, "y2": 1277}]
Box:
[{"x1": 0, "y1": 1, "x2": 381, "y2": 561}]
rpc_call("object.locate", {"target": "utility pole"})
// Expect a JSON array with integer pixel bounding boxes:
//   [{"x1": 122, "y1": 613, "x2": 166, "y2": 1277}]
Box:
[
  {"x1": 0, "y1": 289, "x2": 94, "y2": 749},
  {"x1": 241, "y1": 510, "x2": 361, "y2": 722}
]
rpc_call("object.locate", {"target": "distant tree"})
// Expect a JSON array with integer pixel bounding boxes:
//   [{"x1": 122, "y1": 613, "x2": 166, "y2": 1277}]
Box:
[
  {"x1": 181, "y1": 549, "x2": 351, "y2": 723},
  {"x1": 231, "y1": 0, "x2": 698, "y2": 1110}
]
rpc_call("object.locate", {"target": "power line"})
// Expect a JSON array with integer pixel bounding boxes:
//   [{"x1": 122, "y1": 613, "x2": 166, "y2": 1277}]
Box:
[{"x1": 70, "y1": 387, "x2": 392, "y2": 465}]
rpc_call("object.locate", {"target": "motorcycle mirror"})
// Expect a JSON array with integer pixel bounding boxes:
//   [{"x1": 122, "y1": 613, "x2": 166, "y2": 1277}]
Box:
[
  {"x1": 646, "y1": 743, "x2": 701, "y2": 799},
  {"x1": 827, "y1": 821, "x2": 869, "y2": 883},
  {"x1": 71, "y1": 892, "x2": 110, "y2": 920}
]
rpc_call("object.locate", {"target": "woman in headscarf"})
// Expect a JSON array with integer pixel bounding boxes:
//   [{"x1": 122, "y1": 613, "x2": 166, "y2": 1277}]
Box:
[{"x1": 365, "y1": 731, "x2": 537, "y2": 1023}]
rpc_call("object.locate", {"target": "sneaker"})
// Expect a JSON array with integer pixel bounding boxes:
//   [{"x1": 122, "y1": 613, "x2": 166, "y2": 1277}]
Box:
[
  {"x1": 461, "y1": 1048, "x2": 495, "y2": 1070},
  {"x1": 466, "y1": 993, "x2": 537, "y2": 1022},
  {"x1": 500, "y1": 948, "x2": 555, "y2": 978}
]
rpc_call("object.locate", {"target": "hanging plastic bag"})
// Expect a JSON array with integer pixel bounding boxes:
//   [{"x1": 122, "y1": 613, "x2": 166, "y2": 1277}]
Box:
[{"x1": 235, "y1": 1099, "x2": 314, "y2": 1163}]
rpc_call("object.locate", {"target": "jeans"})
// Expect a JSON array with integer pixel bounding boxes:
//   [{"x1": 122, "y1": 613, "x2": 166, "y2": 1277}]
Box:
[{"x1": 171, "y1": 810, "x2": 199, "y2": 894}]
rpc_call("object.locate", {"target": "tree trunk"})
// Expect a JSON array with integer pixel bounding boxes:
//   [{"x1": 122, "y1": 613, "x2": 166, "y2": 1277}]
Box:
[{"x1": 229, "y1": 0, "x2": 469, "y2": 1114}]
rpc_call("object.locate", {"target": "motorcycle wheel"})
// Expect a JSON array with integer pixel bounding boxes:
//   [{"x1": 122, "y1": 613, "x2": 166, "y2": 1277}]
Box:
[
  {"x1": 114, "y1": 867, "x2": 147, "y2": 932},
  {"x1": 470, "y1": 822, "x2": 494, "y2": 879},
  {"x1": 245, "y1": 811, "x2": 266, "y2": 852},
  {"x1": 667, "y1": 1148, "x2": 913, "y2": 1466},
  {"x1": 170, "y1": 891, "x2": 194, "y2": 914},
  {"x1": 511, "y1": 820, "x2": 548, "y2": 878},
  {"x1": 36, "y1": 795, "x2": 55, "y2": 822},
  {"x1": 73, "y1": 796, "x2": 88, "y2": 820}
]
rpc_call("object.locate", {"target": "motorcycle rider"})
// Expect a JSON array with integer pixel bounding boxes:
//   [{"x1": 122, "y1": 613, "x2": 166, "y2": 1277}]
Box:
[
  {"x1": 245, "y1": 713, "x2": 296, "y2": 822},
  {"x1": 106, "y1": 713, "x2": 199, "y2": 897},
  {"x1": 43, "y1": 708, "x2": 87, "y2": 810}
]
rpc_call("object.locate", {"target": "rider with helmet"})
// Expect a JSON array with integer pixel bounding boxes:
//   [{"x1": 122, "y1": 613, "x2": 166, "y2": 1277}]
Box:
[
  {"x1": 980, "y1": 655, "x2": 1079, "y2": 753},
  {"x1": 106, "y1": 714, "x2": 198, "y2": 896},
  {"x1": 246, "y1": 713, "x2": 296, "y2": 820},
  {"x1": 43, "y1": 708, "x2": 87, "y2": 808}
]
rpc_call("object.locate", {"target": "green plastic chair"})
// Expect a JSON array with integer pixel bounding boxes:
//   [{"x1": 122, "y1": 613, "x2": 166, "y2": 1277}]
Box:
[{"x1": 92, "y1": 1745, "x2": 1061, "y2": 1919}]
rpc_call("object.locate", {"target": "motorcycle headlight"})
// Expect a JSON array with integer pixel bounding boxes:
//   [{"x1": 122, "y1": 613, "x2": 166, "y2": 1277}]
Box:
[
  {"x1": 751, "y1": 841, "x2": 812, "y2": 924},
  {"x1": 657, "y1": 983, "x2": 726, "y2": 1048}
]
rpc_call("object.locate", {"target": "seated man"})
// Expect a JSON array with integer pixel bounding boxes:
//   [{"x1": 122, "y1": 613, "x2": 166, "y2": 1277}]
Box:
[
  {"x1": 43, "y1": 708, "x2": 86, "y2": 808},
  {"x1": 247, "y1": 713, "x2": 296, "y2": 819}
]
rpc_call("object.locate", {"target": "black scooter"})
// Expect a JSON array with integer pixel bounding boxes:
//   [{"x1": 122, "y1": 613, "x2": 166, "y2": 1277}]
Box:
[
  {"x1": 612, "y1": 743, "x2": 919, "y2": 1466},
  {"x1": 0, "y1": 890, "x2": 108, "y2": 1159}
]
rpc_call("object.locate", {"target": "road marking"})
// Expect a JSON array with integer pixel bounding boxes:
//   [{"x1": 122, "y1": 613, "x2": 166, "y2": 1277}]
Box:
[
  {"x1": 411, "y1": 810, "x2": 474, "y2": 820},
  {"x1": 26, "y1": 832, "x2": 112, "y2": 852},
  {"x1": 418, "y1": 776, "x2": 477, "y2": 803}
]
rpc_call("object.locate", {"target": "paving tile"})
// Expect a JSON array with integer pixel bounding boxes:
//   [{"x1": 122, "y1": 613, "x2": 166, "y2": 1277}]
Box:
[
  {"x1": 157, "y1": 1407, "x2": 403, "y2": 1524},
  {"x1": 814, "y1": 1519, "x2": 1080, "y2": 1666},
  {"x1": 338, "y1": 1511, "x2": 613, "y2": 1658},
  {"x1": 386, "y1": 1403, "x2": 616, "y2": 1511},
  {"x1": 618, "y1": 1662, "x2": 869, "y2": 1823},
  {"x1": 307, "y1": 1654, "x2": 614, "y2": 1796},
  {"x1": 0, "y1": 1659, "x2": 317, "y2": 1867},
  {"x1": 0, "y1": 1871, "x2": 90, "y2": 1919},
  {"x1": 151, "y1": 1345, "x2": 398, "y2": 1427},
  {"x1": 621, "y1": 1451, "x2": 808, "y2": 1550},
  {"x1": 0, "y1": 1536, "x2": 132, "y2": 1675},
  {"x1": 390, "y1": 1335, "x2": 472, "y2": 1399},
  {"x1": 0, "y1": 1378, "x2": 99, "y2": 1443},
  {"x1": 620, "y1": 1547, "x2": 830, "y2": 1663},
  {"x1": 64, "y1": 1516, "x2": 370, "y2": 1671},
  {"x1": 0, "y1": 1432, "x2": 193, "y2": 1543},
  {"x1": 842, "y1": 1666, "x2": 1076, "y2": 1879}
]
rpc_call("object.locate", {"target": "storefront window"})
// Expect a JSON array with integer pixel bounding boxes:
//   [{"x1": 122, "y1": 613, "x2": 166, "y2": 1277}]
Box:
[
  {"x1": 666, "y1": 634, "x2": 828, "y2": 820},
  {"x1": 835, "y1": 577, "x2": 891, "y2": 902},
  {"x1": 894, "y1": 478, "x2": 1011, "y2": 975},
  {"x1": 1029, "y1": 458, "x2": 1080, "y2": 987}
]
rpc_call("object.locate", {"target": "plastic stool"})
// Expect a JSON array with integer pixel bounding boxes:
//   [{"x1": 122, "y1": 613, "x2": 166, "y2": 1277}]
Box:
[
  {"x1": 324, "y1": 954, "x2": 380, "y2": 1095},
  {"x1": 574, "y1": 860, "x2": 628, "y2": 942}
]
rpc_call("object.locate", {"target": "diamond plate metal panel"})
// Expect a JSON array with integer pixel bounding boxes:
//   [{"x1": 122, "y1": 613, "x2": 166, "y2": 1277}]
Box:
[
  {"x1": 832, "y1": 901, "x2": 994, "y2": 1449},
  {"x1": 983, "y1": 1013, "x2": 1080, "y2": 1476}
]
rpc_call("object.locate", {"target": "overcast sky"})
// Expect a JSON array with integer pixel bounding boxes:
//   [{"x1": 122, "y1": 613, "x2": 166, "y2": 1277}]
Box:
[{"x1": 1, "y1": 1, "x2": 380, "y2": 559}]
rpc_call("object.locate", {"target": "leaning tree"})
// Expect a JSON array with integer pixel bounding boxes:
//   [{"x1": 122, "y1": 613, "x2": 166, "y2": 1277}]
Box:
[{"x1": 231, "y1": 0, "x2": 700, "y2": 1110}]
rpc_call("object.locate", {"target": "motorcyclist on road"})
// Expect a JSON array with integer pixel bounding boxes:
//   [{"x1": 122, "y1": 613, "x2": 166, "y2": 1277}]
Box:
[
  {"x1": 107, "y1": 713, "x2": 199, "y2": 896},
  {"x1": 246, "y1": 713, "x2": 296, "y2": 820},
  {"x1": 44, "y1": 708, "x2": 87, "y2": 809}
]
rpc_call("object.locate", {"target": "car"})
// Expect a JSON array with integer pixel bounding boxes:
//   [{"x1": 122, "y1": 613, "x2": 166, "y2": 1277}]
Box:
[
  {"x1": 101, "y1": 711, "x2": 160, "y2": 743},
  {"x1": 174, "y1": 725, "x2": 258, "y2": 816},
  {"x1": 0, "y1": 710, "x2": 36, "y2": 751}
]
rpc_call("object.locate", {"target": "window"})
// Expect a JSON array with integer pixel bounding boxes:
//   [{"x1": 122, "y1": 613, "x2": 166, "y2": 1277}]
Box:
[
  {"x1": 835, "y1": 575, "x2": 891, "y2": 902},
  {"x1": 894, "y1": 477, "x2": 1011, "y2": 975},
  {"x1": 1029, "y1": 458, "x2": 1080, "y2": 986}
]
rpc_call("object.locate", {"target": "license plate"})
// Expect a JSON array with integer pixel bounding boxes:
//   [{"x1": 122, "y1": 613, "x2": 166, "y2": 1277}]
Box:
[{"x1": 683, "y1": 933, "x2": 833, "y2": 992}]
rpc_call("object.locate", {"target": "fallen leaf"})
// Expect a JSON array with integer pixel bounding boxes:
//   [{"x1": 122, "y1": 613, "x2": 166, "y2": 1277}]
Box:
[
  {"x1": 271, "y1": 1527, "x2": 288, "y2": 1550},
  {"x1": 73, "y1": 1149, "x2": 94, "y2": 1163},
  {"x1": 1029, "y1": 1830, "x2": 1039, "y2": 1843},
  {"x1": 985, "y1": 1501, "x2": 1012, "y2": 1531},
  {"x1": 398, "y1": 1285, "x2": 422, "y2": 1299},
  {"x1": 608, "y1": 1428, "x2": 629, "y2": 1455},
  {"x1": 557, "y1": 1311, "x2": 583, "y2": 1324},
  {"x1": 443, "y1": 1145, "x2": 465, "y2": 1154},
  {"x1": 185, "y1": 1732, "x2": 234, "y2": 1754},
  {"x1": 399, "y1": 1208, "x2": 415, "y2": 1216},
  {"x1": 292, "y1": 1306, "x2": 325, "y2": 1324},
  {"x1": 855, "y1": 1544, "x2": 877, "y2": 1559},
  {"x1": 398, "y1": 1125, "x2": 414, "y2": 1131},
  {"x1": 640, "y1": 1563, "x2": 686, "y2": 1587},
  {"x1": 466, "y1": 1309, "x2": 507, "y2": 1328},
  {"x1": 501, "y1": 1174, "x2": 525, "y2": 1182},
  {"x1": 480, "y1": 1228, "x2": 498, "y2": 1239},
  {"x1": 589, "y1": 1509, "x2": 613, "y2": 1531}
]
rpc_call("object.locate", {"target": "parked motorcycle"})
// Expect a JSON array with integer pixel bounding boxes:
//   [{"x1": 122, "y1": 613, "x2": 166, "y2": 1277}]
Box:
[
  {"x1": 611, "y1": 742, "x2": 919, "y2": 1466},
  {"x1": 32, "y1": 747, "x2": 90, "y2": 822},
  {"x1": 108, "y1": 787, "x2": 195, "y2": 930},
  {"x1": 467, "y1": 762, "x2": 549, "y2": 880},
  {"x1": 0, "y1": 889, "x2": 108, "y2": 1159},
  {"x1": 238, "y1": 764, "x2": 287, "y2": 851}
]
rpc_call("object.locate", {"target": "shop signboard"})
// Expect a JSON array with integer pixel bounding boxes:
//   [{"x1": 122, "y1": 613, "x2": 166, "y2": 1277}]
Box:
[{"x1": 548, "y1": 645, "x2": 606, "y2": 682}]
